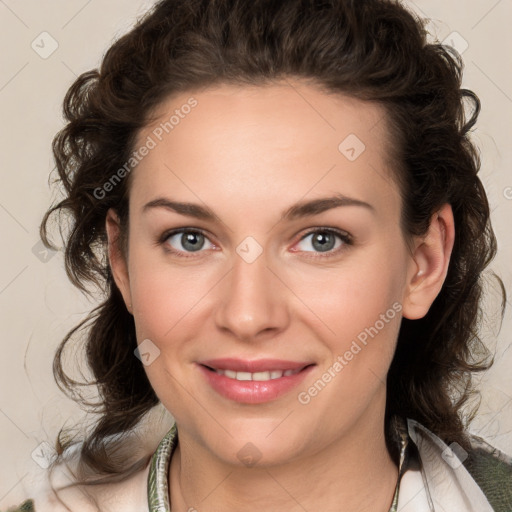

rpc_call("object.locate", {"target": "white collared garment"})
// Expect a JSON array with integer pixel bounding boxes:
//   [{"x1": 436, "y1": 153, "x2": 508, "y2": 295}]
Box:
[
  {"x1": 10, "y1": 416, "x2": 510, "y2": 511},
  {"x1": 395, "y1": 419, "x2": 496, "y2": 512}
]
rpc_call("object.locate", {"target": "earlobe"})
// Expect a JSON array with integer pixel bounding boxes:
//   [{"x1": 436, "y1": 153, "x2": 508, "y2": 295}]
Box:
[
  {"x1": 402, "y1": 203, "x2": 455, "y2": 320},
  {"x1": 105, "y1": 208, "x2": 133, "y2": 314}
]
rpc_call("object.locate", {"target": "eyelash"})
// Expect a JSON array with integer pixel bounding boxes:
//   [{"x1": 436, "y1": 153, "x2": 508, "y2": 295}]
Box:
[{"x1": 158, "y1": 227, "x2": 353, "y2": 259}]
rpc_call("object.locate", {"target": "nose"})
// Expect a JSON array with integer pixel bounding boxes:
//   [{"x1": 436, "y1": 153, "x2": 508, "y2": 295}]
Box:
[{"x1": 214, "y1": 245, "x2": 290, "y2": 342}]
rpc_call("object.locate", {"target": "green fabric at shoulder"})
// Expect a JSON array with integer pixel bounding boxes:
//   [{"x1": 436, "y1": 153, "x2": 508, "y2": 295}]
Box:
[
  {"x1": 1, "y1": 499, "x2": 35, "y2": 512},
  {"x1": 464, "y1": 436, "x2": 512, "y2": 512}
]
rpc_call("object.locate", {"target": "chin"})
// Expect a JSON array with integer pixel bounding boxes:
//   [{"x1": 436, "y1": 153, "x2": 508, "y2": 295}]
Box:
[{"x1": 197, "y1": 420, "x2": 309, "y2": 468}]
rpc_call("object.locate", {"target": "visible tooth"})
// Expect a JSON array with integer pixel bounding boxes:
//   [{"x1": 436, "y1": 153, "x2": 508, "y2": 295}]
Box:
[
  {"x1": 216, "y1": 369, "x2": 299, "y2": 381},
  {"x1": 252, "y1": 371, "x2": 271, "y2": 381}
]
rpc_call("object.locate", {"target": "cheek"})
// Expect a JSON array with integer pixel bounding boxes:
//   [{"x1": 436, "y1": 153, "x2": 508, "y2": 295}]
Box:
[
  {"x1": 126, "y1": 257, "x2": 211, "y2": 407},
  {"x1": 131, "y1": 269, "x2": 193, "y2": 336},
  {"x1": 292, "y1": 244, "x2": 406, "y2": 390},
  {"x1": 294, "y1": 249, "x2": 405, "y2": 338},
  {"x1": 293, "y1": 265, "x2": 403, "y2": 426},
  {"x1": 127, "y1": 249, "x2": 220, "y2": 347}
]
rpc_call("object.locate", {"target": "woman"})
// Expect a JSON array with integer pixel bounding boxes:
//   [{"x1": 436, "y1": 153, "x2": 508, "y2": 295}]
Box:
[{"x1": 6, "y1": 0, "x2": 512, "y2": 510}]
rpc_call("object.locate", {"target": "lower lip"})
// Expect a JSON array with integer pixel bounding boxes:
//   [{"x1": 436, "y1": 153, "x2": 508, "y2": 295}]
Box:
[{"x1": 197, "y1": 364, "x2": 315, "y2": 404}]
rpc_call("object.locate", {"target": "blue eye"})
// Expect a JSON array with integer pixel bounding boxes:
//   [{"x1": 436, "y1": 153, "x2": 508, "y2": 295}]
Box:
[
  {"x1": 295, "y1": 228, "x2": 352, "y2": 256},
  {"x1": 162, "y1": 229, "x2": 215, "y2": 257}
]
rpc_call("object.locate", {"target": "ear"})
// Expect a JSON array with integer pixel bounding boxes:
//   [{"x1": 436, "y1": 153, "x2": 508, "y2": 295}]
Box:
[
  {"x1": 105, "y1": 208, "x2": 133, "y2": 314},
  {"x1": 402, "y1": 203, "x2": 455, "y2": 320}
]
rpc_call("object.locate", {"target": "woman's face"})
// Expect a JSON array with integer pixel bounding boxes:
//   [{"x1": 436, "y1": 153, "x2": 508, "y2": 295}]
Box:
[{"x1": 110, "y1": 79, "x2": 424, "y2": 466}]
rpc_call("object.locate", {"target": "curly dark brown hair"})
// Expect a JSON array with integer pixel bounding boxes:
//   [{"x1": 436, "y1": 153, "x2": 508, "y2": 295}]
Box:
[{"x1": 41, "y1": 0, "x2": 505, "y2": 484}]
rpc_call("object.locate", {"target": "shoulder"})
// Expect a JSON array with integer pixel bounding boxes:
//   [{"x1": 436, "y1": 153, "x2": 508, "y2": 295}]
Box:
[
  {"x1": 1, "y1": 500, "x2": 35, "y2": 512},
  {"x1": 2, "y1": 458, "x2": 151, "y2": 512},
  {"x1": 2, "y1": 410, "x2": 174, "y2": 512},
  {"x1": 406, "y1": 417, "x2": 512, "y2": 512},
  {"x1": 464, "y1": 434, "x2": 512, "y2": 512}
]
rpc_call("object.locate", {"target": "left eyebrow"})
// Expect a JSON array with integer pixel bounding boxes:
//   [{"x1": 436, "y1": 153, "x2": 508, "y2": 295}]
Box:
[
  {"x1": 142, "y1": 193, "x2": 375, "y2": 221},
  {"x1": 282, "y1": 194, "x2": 375, "y2": 220}
]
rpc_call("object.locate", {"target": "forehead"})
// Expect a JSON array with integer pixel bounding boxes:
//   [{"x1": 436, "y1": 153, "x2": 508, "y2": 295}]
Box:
[
  {"x1": 140, "y1": 79, "x2": 390, "y2": 155},
  {"x1": 130, "y1": 79, "x2": 400, "y2": 220}
]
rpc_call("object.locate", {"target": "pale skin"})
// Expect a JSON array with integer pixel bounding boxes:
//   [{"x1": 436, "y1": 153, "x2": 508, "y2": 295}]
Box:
[{"x1": 106, "y1": 79, "x2": 455, "y2": 512}]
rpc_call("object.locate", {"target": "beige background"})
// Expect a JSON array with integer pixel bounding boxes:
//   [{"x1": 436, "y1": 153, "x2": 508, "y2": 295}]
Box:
[{"x1": 1, "y1": 0, "x2": 511, "y2": 507}]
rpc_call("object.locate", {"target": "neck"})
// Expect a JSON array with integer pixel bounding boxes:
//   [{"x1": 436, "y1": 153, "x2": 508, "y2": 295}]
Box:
[{"x1": 168, "y1": 398, "x2": 398, "y2": 512}]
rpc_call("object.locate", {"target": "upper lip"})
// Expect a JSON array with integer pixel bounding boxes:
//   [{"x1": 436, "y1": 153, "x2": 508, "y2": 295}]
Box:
[{"x1": 199, "y1": 358, "x2": 314, "y2": 373}]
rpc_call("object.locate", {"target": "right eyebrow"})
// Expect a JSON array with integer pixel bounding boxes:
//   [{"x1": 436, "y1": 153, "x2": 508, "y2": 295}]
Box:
[{"x1": 143, "y1": 198, "x2": 216, "y2": 220}]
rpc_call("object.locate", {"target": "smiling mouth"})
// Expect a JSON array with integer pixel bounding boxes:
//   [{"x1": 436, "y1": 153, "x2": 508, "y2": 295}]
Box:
[
  {"x1": 201, "y1": 365, "x2": 311, "y2": 381},
  {"x1": 197, "y1": 360, "x2": 316, "y2": 404}
]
